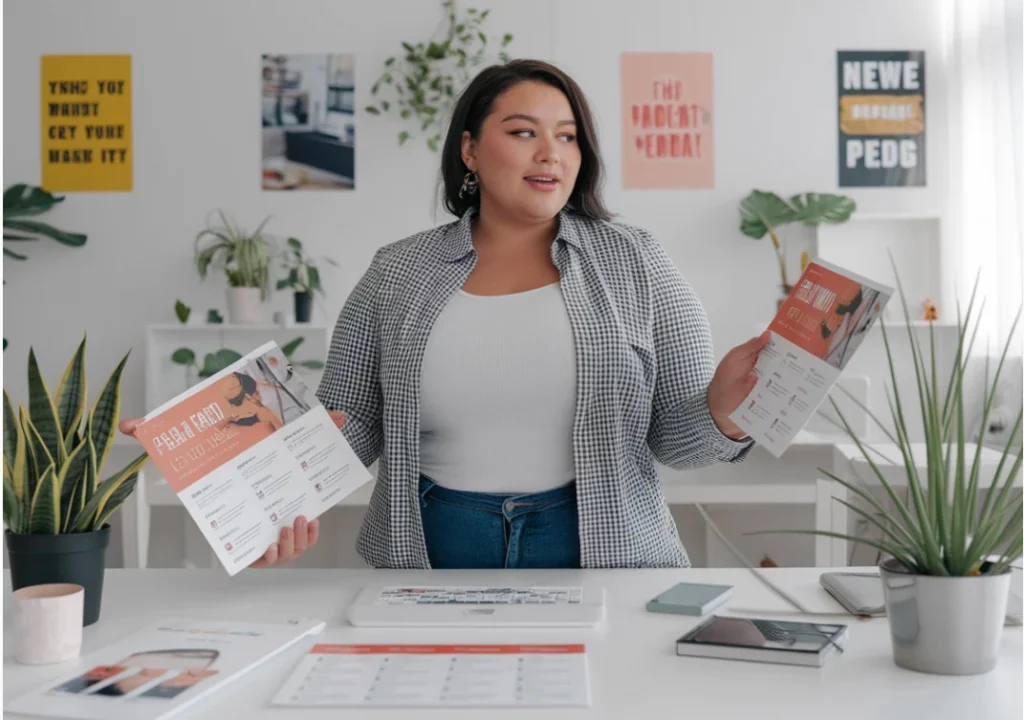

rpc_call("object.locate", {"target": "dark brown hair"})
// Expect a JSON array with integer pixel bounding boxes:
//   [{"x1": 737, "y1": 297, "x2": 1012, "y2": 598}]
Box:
[{"x1": 440, "y1": 59, "x2": 610, "y2": 221}]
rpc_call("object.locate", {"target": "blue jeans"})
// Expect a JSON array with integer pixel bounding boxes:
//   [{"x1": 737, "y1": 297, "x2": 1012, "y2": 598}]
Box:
[{"x1": 418, "y1": 476, "x2": 581, "y2": 569}]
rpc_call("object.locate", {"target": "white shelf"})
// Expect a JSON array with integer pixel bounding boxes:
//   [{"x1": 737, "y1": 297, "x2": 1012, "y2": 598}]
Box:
[
  {"x1": 144, "y1": 323, "x2": 331, "y2": 412},
  {"x1": 147, "y1": 323, "x2": 329, "y2": 332}
]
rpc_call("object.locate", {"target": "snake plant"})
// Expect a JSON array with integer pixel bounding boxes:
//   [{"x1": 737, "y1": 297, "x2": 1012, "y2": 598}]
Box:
[
  {"x1": 3, "y1": 336, "x2": 149, "y2": 535},
  {"x1": 753, "y1": 266, "x2": 1022, "y2": 576}
]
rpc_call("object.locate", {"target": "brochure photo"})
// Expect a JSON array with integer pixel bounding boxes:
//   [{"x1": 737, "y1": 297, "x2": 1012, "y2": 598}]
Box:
[
  {"x1": 4, "y1": 618, "x2": 325, "y2": 720},
  {"x1": 730, "y1": 259, "x2": 893, "y2": 457},
  {"x1": 133, "y1": 341, "x2": 372, "y2": 574}
]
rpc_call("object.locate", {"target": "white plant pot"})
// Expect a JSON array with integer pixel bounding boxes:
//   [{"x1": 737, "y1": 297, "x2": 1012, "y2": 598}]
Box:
[
  {"x1": 225, "y1": 287, "x2": 264, "y2": 325},
  {"x1": 879, "y1": 557, "x2": 1011, "y2": 675}
]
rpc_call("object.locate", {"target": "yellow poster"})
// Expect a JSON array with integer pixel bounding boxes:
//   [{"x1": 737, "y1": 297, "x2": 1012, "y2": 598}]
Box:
[{"x1": 40, "y1": 54, "x2": 132, "y2": 192}]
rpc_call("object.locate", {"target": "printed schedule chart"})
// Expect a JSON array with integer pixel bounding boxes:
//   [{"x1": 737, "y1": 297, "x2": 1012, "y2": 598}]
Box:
[{"x1": 272, "y1": 644, "x2": 591, "y2": 708}]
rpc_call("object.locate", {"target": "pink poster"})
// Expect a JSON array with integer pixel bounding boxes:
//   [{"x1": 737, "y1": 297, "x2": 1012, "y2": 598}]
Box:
[{"x1": 621, "y1": 52, "x2": 714, "y2": 188}]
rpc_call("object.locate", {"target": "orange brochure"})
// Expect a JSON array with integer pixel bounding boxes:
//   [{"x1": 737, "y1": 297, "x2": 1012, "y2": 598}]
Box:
[
  {"x1": 133, "y1": 341, "x2": 371, "y2": 574},
  {"x1": 730, "y1": 258, "x2": 893, "y2": 457}
]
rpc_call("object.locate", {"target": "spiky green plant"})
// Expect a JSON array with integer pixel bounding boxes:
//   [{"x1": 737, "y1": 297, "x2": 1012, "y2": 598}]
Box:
[
  {"x1": 3, "y1": 336, "x2": 149, "y2": 535},
  {"x1": 752, "y1": 266, "x2": 1022, "y2": 576}
]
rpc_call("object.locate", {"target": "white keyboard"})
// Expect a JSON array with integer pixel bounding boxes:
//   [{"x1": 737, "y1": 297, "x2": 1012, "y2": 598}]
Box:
[{"x1": 373, "y1": 586, "x2": 585, "y2": 606}]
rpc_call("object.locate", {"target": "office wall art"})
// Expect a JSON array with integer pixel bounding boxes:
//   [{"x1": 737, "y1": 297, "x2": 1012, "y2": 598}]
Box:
[
  {"x1": 621, "y1": 52, "x2": 714, "y2": 189},
  {"x1": 261, "y1": 54, "x2": 355, "y2": 191},
  {"x1": 837, "y1": 50, "x2": 926, "y2": 187},
  {"x1": 40, "y1": 54, "x2": 132, "y2": 192}
]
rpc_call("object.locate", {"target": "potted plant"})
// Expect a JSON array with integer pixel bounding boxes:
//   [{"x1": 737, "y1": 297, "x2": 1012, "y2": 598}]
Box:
[
  {"x1": 739, "y1": 190, "x2": 856, "y2": 308},
  {"x1": 753, "y1": 270, "x2": 1021, "y2": 675},
  {"x1": 365, "y1": 0, "x2": 513, "y2": 151},
  {"x1": 277, "y1": 237, "x2": 337, "y2": 323},
  {"x1": 194, "y1": 211, "x2": 274, "y2": 324},
  {"x1": 3, "y1": 336, "x2": 149, "y2": 626}
]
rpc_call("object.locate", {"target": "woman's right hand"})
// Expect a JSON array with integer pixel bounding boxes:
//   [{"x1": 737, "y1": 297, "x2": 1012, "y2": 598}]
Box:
[{"x1": 118, "y1": 410, "x2": 346, "y2": 440}]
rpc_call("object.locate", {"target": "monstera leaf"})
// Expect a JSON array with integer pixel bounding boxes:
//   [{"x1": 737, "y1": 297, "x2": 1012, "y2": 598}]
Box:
[
  {"x1": 739, "y1": 190, "x2": 799, "y2": 240},
  {"x1": 740, "y1": 190, "x2": 856, "y2": 239},
  {"x1": 788, "y1": 193, "x2": 857, "y2": 226}
]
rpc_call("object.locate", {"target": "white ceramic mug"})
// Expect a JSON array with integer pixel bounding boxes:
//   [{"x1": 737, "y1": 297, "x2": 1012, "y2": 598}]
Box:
[{"x1": 12, "y1": 583, "x2": 84, "y2": 665}]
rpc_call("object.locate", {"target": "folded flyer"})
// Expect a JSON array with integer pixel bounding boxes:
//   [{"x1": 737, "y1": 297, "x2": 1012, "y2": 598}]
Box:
[
  {"x1": 730, "y1": 258, "x2": 893, "y2": 457},
  {"x1": 132, "y1": 341, "x2": 372, "y2": 574},
  {"x1": 4, "y1": 617, "x2": 325, "y2": 720}
]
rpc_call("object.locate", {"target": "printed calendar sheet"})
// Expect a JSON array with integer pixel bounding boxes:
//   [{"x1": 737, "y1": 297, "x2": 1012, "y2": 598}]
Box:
[{"x1": 271, "y1": 643, "x2": 591, "y2": 708}]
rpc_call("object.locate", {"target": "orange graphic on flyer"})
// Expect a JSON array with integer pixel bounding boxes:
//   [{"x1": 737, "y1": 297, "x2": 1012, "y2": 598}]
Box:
[
  {"x1": 770, "y1": 262, "x2": 870, "y2": 363},
  {"x1": 134, "y1": 371, "x2": 285, "y2": 493}
]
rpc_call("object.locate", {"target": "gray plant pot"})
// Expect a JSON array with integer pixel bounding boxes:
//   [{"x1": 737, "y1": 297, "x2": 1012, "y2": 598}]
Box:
[{"x1": 879, "y1": 557, "x2": 1011, "y2": 675}]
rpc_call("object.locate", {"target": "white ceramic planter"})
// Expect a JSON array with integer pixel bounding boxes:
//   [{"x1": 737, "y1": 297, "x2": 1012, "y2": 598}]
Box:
[
  {"x1": 880, "y1": 558, "x2": 1011, "y2": 675},
  {"x1": 226, "y1": 287, "x2": 264, "y2": 325}
]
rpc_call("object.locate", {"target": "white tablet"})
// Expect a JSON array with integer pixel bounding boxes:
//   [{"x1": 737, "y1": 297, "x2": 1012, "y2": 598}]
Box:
[{"x1": 345, "y1": 585, "x2": 606, "y2": 628}]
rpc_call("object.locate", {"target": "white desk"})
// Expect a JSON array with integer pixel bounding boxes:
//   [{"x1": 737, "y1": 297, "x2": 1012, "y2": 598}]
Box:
[{"x1": 4, "y1": 568, "x2": 1021, "y2": 719}]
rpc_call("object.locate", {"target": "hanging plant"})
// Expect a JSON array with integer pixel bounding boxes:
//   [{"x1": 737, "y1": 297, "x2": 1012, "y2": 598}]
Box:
[{"x1": 366, "y1": 0, "x2": 513, "y2": 152}]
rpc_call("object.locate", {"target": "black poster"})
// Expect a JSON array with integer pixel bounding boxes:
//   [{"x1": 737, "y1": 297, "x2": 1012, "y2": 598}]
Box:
[{"x1": 837, "y1": 50, "x2": 926, "y2": 187}]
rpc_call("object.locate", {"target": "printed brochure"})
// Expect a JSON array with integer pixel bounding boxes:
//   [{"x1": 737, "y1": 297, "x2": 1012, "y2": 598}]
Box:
[
  {"x1": 730, "y1": 258, "x2": 893, "y2": 456},
  {"x1": 4, "y1": 618, "x2": 324, "y2": 720},
  {"x1": 132, "y1": 341, "x2": 371, "y2": 574}
]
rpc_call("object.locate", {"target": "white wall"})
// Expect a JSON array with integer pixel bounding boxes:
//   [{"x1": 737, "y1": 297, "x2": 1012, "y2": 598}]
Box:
[{"x1": 3, "y1": 0, "x2": 960, "y2": 569}]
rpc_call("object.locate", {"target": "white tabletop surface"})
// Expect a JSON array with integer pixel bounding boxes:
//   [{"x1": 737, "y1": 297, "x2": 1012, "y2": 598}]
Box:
[{"x1": 4, "y1": 567, "x2": 1022, "y2": 719}]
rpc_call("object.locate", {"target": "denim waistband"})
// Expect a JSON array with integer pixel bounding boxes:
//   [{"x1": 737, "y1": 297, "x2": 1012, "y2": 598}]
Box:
[{"x1": 418, "y1": 475, "x2": 577, "y2": 514}]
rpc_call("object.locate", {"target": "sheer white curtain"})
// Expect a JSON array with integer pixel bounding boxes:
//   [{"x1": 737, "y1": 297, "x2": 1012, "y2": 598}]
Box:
[{"x1": 942, "y1": 0, "x2": 1024, "y2": 357}]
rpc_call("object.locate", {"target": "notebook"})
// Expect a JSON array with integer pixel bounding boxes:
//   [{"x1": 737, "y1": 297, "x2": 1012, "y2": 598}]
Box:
[{"x1": 675, "y1": 616, "x2": 848, "y2": 667}]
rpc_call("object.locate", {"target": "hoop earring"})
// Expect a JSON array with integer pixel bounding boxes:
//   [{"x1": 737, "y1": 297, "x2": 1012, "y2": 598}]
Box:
[{"x1": 459, "y1": 171, "x2": 479, "y2": 198}]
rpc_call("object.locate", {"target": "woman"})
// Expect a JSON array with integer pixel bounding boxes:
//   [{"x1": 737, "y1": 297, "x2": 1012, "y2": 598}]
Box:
[{"x1": 122, "y1": 59, "x2": 767, "y2": 570}]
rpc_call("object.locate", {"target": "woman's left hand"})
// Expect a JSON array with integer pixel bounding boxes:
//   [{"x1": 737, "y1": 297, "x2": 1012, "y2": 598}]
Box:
[{"x1": 707, "y1": 331, "x2": 771, "y2": 439}]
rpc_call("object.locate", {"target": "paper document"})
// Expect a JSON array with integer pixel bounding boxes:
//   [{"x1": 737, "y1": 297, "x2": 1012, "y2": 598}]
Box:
[
  {"x1": 272, "y1": 643, "x2": 591, "y2": 708},
  {"x1": 133, "y1": 341, "x2": 371, "y2": 575},
  {"x1": 4, "y1": 618, "x2": 325, "y2": 720},
  {"x1": 730, "y1": 258, "x2": 893, "y2": 457}
]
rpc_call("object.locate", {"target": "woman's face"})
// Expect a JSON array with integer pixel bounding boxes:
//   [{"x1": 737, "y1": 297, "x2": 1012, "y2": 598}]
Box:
[{"x1": 462, "y1": 80, "x2": 581, "y2": 224}]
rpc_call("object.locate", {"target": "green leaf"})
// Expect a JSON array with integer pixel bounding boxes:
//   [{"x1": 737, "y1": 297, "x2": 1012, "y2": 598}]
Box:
[
  {"x1": 199, "y1": 349, "x2": 242, "y2": 377},
  {"x1": 174, "y1": 300, "x2": 191, "y2": 324},
  {"x1": 502, "y1": 33, "x2": 513, "y2": 46},
  {"x1": 788, "y1": 193, "x2": 856, "y2": 226},
  {"x1": 4, "y1": 247, "x2": 28, "y2": 260},
  {"x1": 27, "y1": 347, "x2": 65, "y2": 466},
  {"x1": 738, "y1": 190, "x2": 798, "y2": 239},
  {"x1": 4, "y1": 184, "x2": 62, "y2": 217},
  {"x1": 88, "y1": 351, "x2": 130, "y2": 479},
  {"x1": 427, "y1": 137, "x2": 438, "y2": 153},
  {"x1": 19, "y1": 406, "x2": 40, "y2": 500},
  {"x1": 29, "y1": 465, "x2": 59, "y2": 534},
  {"x1": 298, "y1": 360, "x2": 324, "y2": 370},
  {"x1": 281, "y1": 337, "x2": 304, "y2": 357},
  {"x1": 398, "y1": 131, "x2": 410, "y2": 145},
  {"x1": 93, "y1": 471, "x2": 140, "y2": 529},
  {"x1": 56, "y1": 440, "x2": 90, "y2": 532},
  {"x1": 365, "y1": 106, "x2": 380, "y2": 115},
  {"x1": 3, "y1": 388, "x2": 19, "y2": 474},
  {"x1": 207, "y1": 309, "x2": 223, "y2": 324},
  {"x1": 54, "y1": 336, "x2": 87, "y2": 447},
  {"x1": 4, "y1": 219, "x2": 86, "y2": 247},
  {"x1": 71, "y1": 452, "x2": 148, "y2": 532},
  {"x1": 171, "y1": 348, "x2": 196, "y2": 365},
  {"x1": 3, "y1": 471, "x2": 21, "y2": 533}
]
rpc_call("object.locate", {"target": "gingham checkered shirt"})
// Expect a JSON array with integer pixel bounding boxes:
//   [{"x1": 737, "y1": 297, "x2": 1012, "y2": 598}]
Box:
[{"x1": 317, "y1": 208, "x2": 753, "y2": 568}]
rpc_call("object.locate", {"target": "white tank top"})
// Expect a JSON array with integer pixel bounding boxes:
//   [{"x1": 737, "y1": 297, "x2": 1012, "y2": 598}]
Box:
[{"x1": 418, "y1": 282, "x2": 577, "y2": 494}]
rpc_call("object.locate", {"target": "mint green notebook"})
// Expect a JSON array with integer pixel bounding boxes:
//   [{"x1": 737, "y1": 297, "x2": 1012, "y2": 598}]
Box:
[{"x1": 646, "y1": 582, "x2": 733, "y2": 616}]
